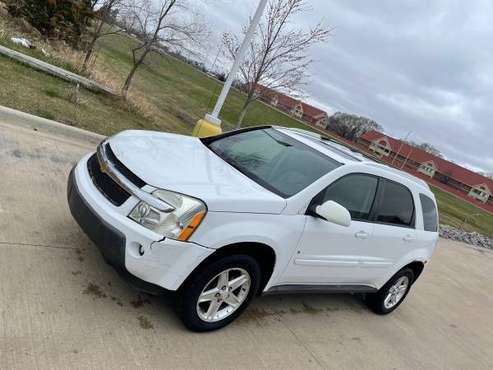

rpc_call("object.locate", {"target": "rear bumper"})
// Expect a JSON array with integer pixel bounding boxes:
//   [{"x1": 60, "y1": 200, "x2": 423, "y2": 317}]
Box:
[{"x1": 67, "y1": 156, "x2": 214, "y2": 292}]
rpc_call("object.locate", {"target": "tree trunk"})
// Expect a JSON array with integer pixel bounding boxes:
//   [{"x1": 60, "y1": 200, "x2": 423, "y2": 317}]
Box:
[
  {"x1": 236, "y1": 94, "x2": 254, "y2": 129},
  {"x1": 121, "y1": 48, "x2": 149, "y2": 99},
  {"x1": 82, "y1": 17, "x2": 105, "y2": 72}
]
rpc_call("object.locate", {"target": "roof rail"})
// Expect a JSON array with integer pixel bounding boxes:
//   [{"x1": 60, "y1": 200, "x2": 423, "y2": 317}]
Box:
[{"x1": 365, "y1": 162, "x2": 430, "y2": 189}]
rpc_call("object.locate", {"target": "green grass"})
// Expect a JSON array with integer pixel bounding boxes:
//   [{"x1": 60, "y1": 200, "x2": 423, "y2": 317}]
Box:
[
  {"x1": 0, "y1": 30, "x2": 314, "y2": 135},
  {"x1": 95, "y1": 33, "x2": 312, "y2": 131},
  {"x1": 431, "y1": 185, "x2": 493, "y2": 237},
  {"x1": 0, "y1": 55, "x2": 157, "y2": 135},
  {"x1": 1, "y1": 27, "x2": 492, "y2": 237}
]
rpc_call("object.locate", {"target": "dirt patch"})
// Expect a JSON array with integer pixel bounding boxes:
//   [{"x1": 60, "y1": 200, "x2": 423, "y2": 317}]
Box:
[
  {"x1": 75, "y1": 249, "x2": 85, "y2": 262},
  {"x1": 83, "y1": 283, "x2": 107, "y2": 299},
  {"x1": 130, "y1": 293, "x2": 152, "y2": 308},
  {"x1": 248, "y1": 307, "x2": 285, "y2": 320},
  {"x1": 10, "y1": 149, "x2": 41, "y2": 160},
  {"x1": 71, "y1": 270, "x2": 82, "y2": 276},
  {"x1": 301, "y1": 302, "x2": 324, "y2": 315},
  {"x1": 111, "y1": 296, "x2": 124, "y2": 307},
  {"x1": 137, "y1": 315, "x2": 153, "y2": 330},
  {"x1": 247, "y1": 301, "x2": 338, "y2": 321}
]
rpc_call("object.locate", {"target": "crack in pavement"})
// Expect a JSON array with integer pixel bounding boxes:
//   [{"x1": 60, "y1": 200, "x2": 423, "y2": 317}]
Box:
[{"x1": 0, "y1": 241, "x2": 78, "y2": 250}]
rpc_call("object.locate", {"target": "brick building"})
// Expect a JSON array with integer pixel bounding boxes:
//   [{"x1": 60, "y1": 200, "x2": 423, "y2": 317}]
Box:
[
  {"x1": 252, "y1": 85, "x2": 328, "y2": 127},
  {"x1": 359, "y1": 131, "x2": 493, "y2": 207}
]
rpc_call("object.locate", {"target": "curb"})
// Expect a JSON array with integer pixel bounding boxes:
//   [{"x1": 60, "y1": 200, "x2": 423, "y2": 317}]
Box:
[
  {"x1": 0, "y1": 105, "x2": 105, "y2": 145},
  {"x1": 0, "y1": 45, "x2": 116, "y2": 95}
]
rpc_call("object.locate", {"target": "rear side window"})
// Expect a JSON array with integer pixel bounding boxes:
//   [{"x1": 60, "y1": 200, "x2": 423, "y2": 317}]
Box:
[
  {"x1": 420, "y1": 194, "x2": 438, "y2": 232},
  {"x1": 374, "y1": 180, "x2": 414, "y2": 227},
  {"x1": 323, "y1": 174, "x2": 378, "y2": 220}
]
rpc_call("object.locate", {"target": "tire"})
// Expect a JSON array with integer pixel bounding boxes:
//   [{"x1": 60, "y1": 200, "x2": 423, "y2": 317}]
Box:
[
  {"x1": 178, "y1": 254, "x2": 261, "y2": 332},
  {"x1": 365, "y1": 268, "x2": 414, "y2": 315}
]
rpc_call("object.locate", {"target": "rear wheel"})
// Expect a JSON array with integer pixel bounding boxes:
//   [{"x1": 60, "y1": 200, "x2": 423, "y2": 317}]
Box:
[
  {"x1": 178, "y1": 254, "x2": 260, "y2": 332},
  {"x1": 365, "y1": 268, "x2": 414, "y2": 314}
]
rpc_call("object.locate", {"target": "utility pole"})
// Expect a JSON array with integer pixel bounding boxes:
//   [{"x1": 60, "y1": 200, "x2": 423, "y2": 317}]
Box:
[
  {"x1": 401, "y1": 147, "x2": 414, "y2": 169},
  {"x1": 192, "y1": 0, "x2": 269, "y2": 137},
  {"x1": 391, "y1": 131, "x2": 412, "y2": 165}
]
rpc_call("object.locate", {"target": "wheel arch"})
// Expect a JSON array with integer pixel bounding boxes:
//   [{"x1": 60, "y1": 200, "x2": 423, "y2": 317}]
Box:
[
  {"x1": 402, "y1": 260, "x2": 425, "y2": 283},
  {"x1": 179, "y1": 242, "x2": 277, "y2": 294}
]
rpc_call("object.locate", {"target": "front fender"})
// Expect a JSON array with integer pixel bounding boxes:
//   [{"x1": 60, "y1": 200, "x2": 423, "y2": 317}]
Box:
[{"x1": 189, "y1": 211, "x2": 306, "y2": 290}]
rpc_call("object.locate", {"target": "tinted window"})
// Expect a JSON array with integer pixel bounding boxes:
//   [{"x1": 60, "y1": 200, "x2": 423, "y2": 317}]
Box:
[
  {"x1": 420, "y1": 194, "x2": 438, "y2": 232},
  {"x1": 375, "y1": 180, "x2": 414, "y2": 227},
  {"x1": 206, "y1": 128, "x2": 341, "y2": 197},
  {"x1": 323, "y1": 174, "x2": 378, "y2": 220}
]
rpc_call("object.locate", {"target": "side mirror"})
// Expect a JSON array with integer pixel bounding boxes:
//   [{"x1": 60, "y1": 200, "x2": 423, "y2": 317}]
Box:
[{"x1": 315, "y1": 200, "x2": 351, "y2": 227}]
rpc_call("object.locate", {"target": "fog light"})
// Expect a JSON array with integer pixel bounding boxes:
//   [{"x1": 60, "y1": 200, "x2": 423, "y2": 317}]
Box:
[{"x1": 138, "y1": 244, "x2": 145, "y2": 256}]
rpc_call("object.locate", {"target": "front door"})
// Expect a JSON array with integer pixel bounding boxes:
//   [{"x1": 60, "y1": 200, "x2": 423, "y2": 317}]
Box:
[{"x1": 281, "y1": 173, "x2": 379, "y2": 285}]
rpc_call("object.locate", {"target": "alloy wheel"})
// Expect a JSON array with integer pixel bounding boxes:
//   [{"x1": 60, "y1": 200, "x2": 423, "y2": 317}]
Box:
[
  {"x1": 383, "y1": 276, "x2": 409, "y2": 309},
  {"x1": 196, "y1": 268, "x2": 251, "y2": 323}
]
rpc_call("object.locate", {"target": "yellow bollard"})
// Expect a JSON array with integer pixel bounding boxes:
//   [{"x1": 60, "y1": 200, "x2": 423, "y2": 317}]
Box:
[{"x1": 192, "y1": 117, "x2": 222, "y2": 137}]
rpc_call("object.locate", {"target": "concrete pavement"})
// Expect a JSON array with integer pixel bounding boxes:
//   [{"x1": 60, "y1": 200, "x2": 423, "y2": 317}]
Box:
[{"x1": 1, "y1": 119, "x2": 493, "y2": 369}]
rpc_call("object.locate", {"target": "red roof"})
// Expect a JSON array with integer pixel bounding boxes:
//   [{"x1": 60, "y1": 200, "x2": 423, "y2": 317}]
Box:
[
  {"x1": 361, "y1": 130, "x2": 493, "y2": 190},
  {"x1": 276, "y1": 93, "x2": 298, "y2": 108},
  {"x1": 254, "y1": 84, "x2": 326, "y2": 119},
  {"x1": 300, "y1": 101, "x2": 326, "y2": 118}
]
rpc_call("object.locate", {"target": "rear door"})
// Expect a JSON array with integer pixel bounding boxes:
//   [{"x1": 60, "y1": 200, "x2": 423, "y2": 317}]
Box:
[{"x1": 360, "y1": 179, "x2": 417, "y2": 283}]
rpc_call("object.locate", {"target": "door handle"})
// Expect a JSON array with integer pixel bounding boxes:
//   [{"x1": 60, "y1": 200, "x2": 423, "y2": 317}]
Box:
[
  {"x1": 355, "y1": 231, "x2": 369, "y2": 239},
  {"x1": 403, "y1": 234, "x2": 416, "y2": 242}
]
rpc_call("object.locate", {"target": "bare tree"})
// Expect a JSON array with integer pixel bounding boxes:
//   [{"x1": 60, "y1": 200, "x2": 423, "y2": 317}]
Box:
[
  {"x1": 90, "y1": 0, "x2": 102, "y2": 10},
  {"x1": 120, "y1": 0, "x2": 204, "y2": 99},
  {"x1": 222, "y1": 0, "x2": 330, "y2": 128},
  {"x1": 82, "y1": 0, "x2": 126, "y2": 72},
  {"x1": 328, "y1": 112, "x2": 383, "y2": 140},
  {"x1": 409, "y1": 141, "x2": 443, "y2": 158}
]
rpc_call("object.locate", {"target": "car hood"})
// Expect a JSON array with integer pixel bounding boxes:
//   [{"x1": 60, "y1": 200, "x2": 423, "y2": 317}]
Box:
[{"x1": 108, "y1": 130, "x2": 286, "y2": 214}]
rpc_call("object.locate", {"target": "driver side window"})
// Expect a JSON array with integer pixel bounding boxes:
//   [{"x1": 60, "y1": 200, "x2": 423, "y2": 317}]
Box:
[{"x1": 322, "y1": 174, "x2": 378, "y2": 221}]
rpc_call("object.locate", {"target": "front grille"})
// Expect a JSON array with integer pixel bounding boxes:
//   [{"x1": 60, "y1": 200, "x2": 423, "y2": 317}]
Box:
[{"x1": 87, "y1": 153, "x2": 131, "y2": 206}]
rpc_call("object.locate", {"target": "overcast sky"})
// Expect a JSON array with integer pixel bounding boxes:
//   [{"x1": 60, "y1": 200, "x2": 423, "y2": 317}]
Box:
[{"x1": 193, "y1": 0, "x2": 493, "y2": 173}]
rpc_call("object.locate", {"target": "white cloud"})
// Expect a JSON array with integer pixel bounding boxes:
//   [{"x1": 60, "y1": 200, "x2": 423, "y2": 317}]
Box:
[{"x1": 193, "y1": 0, "x2": 493, "y2": 172}]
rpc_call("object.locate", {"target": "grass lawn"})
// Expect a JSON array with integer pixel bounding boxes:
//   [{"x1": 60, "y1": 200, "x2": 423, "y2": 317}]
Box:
[
  {"x1": 95, "y1": 33, "x2": 312, "y2": 132},
  {"x1": 1, "y1": 20, "x2": 492, "y2": 237},
  {"x1": 0, "y1": 29, "x2": 313, "y2": 135},
  {"x1": 431, "y1": 185, "x2": 493, "y2": 237},
  {"x1": 0, "y1": 54, "x2": 159, "y2": 135}
]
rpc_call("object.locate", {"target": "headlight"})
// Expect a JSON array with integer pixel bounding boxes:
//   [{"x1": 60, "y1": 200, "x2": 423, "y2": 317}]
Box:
[{"x1": 129, "y1": 190, "x2": 206, "y2": 240}]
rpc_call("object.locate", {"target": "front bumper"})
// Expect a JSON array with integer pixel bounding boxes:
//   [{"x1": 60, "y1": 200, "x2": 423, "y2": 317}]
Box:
[{"x1": 67, "y1": 155, "x2": 214, "y2": 292}]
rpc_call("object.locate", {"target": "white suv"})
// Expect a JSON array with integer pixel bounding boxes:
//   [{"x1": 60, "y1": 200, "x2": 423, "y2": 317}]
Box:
[{"x1": 68, "y1": 126, "x2": 439, "y2": 331}]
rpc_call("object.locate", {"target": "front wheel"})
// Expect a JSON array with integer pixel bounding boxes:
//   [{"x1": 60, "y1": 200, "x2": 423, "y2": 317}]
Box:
[
  {"x1": 178, "y1": 254, "x2": 260, "y2": 332},
  {"x1": 365, "y1": 268, "x2": 414, "y2": 314}
]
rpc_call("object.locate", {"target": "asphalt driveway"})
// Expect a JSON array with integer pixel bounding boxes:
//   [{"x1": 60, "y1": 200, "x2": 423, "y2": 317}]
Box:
[{"x1": 1, "y1": 119, "x2": 492, "y2": 369}]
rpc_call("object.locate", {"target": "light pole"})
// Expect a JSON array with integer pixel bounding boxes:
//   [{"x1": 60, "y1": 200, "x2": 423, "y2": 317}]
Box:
[
  {"x1": 391, "y1": 131, "x2": 412, "y2": 165},
  {"x1": 192, "y1": 0, "x2": 269, "y2": 137}
]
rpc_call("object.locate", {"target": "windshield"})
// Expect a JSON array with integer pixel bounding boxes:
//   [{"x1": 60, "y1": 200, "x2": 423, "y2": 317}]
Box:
[{"x1": 204, "y1": 128, "x2": 341, "y2": 198}]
